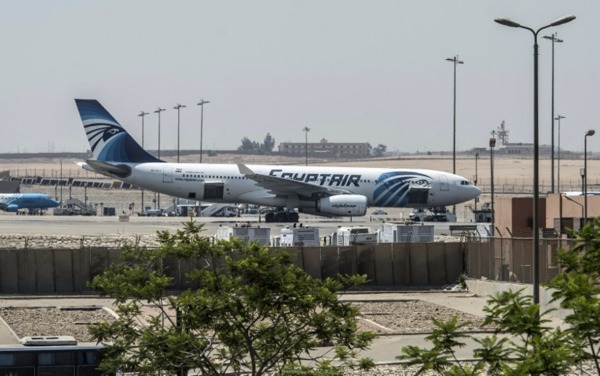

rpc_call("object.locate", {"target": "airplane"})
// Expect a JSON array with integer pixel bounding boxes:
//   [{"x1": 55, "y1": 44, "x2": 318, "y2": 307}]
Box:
[
  {"x1": 74, "y1": 99, "x2": 481, "y2": 222},
  {"x1": 0, "y1": 193, "x2": 60, "y2": 214}
]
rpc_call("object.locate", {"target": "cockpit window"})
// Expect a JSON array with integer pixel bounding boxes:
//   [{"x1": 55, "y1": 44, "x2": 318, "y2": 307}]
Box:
[{"x1": 460, "y1": 180, "x2": 470, "y2": 185}]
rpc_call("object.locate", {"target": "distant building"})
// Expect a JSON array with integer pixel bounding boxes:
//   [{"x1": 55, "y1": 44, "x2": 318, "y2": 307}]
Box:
[
  {"x1": 278, "y1": 139, "x2": 371, "y2": 158},
  {"x1": 500, "y1": 143, "x2": 553, "y2": 155}
]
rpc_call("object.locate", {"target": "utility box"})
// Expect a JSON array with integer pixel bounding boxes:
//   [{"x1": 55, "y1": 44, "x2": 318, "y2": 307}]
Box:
[
  {"x1": 277, "y1": 227, "x2": 320, "y2": 247},
  {"x1": 378, "y1": 223, "x2": 434, "y2": 243},
  {"x1": 333, "y1": 226, "x2": 377, "y2": 246},
  {"x1": 215, "y1": 226, "x2": 271, "y2": 246}
]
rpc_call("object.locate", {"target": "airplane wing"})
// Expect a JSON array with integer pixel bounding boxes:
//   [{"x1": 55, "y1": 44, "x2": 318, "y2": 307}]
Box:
[{"x1": 238, "y1": 163, "x2": 351, "y2": 198}]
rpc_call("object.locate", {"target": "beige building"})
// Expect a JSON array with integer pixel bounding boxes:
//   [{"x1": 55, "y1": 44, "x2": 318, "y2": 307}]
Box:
[
  {"x1": 278, "y1": 139, "x2": 371, "y2": 158},
  {"x1": 493, "y1": 193, "x2": 600, "y2": 238}
]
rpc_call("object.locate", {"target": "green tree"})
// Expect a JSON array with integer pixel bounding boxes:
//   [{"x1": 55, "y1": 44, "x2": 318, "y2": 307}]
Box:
[
  {"x1": 238, "y1": 136, "x2": 256, "y2": 152},
  {"x1": 89, "y1": 220, "x2": 376, "y2": 376},
  {"x1": 397, "y1": 219, "x2": 600, "y2": 375},
  {"x1": 238, "y1": 134, "x2": 275, "y2": 154},
  {"x1": 261, "y1": 133, "x2": 275, "y2": 153},
  {"x1": 398, "y1": 291, "x2": 578, "y2": 375},
  {"x1": 548, "y1": 217, "x2": 600, "y2": 374},
  {"x1": 371, "y1": 144, "x2": 387, "y2": 157}
]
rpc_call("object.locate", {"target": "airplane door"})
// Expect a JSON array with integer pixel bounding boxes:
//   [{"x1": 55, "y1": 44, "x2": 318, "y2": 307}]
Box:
[
  {"x1": 163, "y1": 167, "x2": 173, "y2": 183},
  {"x1": 440, "y1": 175, "x2": 449, "y2": 191},
  {"x1": 204, "y1": 182, "x2": 224, "y2": 200}
]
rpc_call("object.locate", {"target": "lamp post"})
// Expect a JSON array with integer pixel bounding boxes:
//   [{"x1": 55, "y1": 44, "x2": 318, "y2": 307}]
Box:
[
  {"x1": 173, "y1": 104, "x2": 186, "y2": 163},
  {"x1": 543, "y1": 33, "x2": 563, "y2": 193},
  {"x1": 446, "y1": 55, "x2": 463, "y2": 215},
  {"x1": 495, "y1": 14, "x2": 576, "y2": 307},
  {"x1": 489, "y1": 138, "x2": 496, "y2": 237},
  {"x1": 581, "y1": 168, "x2": 586, "y2": 196},
  {"x1": 154, "y1": 107, "x2": 166, "y2": 210},
  {"x1": 197, "y1": 99, "x2": 210, "y2": 163},
  {"x1": 555, "y1": 115, "x2": 565, "y2": 193},
  {"x1": 445, "y1": 56, "x2": 464, "y2": 177},
  {"x1": 138, "y1": 111, "x2": 149, "y2": 214},
  {"x1": 584, "y1": 129, "x2": 595, "y2": 225},
  {"x1": 173, "y1": 104, "x2": 186, "y2": 215},
  {"x1": 303, "y1": 126, "x2": 310, "y2": 166},
  {"x1": 474, "y1": 153, "x2": 479, "y2": 211}
]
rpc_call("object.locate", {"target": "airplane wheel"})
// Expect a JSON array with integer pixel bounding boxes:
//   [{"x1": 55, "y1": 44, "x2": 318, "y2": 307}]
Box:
[
  {"x1": 265, "y1": 212, "x2": 275, "y2": 223},
  {"x1": 287, "y1": 212, "x2": 299, "y2": 223},
  {"x1": 275, "y1": 212, "x2": 286, "y2": 222}
]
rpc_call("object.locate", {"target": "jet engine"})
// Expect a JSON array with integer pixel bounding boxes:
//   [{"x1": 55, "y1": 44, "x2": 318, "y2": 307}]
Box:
[
  {"x1": 316, "y1": 195, "x2": 367, "y2": 217},
  {"x1": 6, "y1": 205, "x2": 19, "y2": 212}
]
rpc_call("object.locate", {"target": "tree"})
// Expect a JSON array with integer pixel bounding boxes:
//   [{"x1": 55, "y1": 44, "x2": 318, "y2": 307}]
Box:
[
  {"x1": 238, "y1": 137, "x2": 257, "y2": 152},
  {"x1": 397, "y1": 219, "x2": 600, "y2": 375},
  {"x1": 89, "y1": 220, "x2": 376, "y2": 376},
  {"x1": 548, "y1": 217, "x2": 600, "y2": 374},
  {"x1": 371, "y1": 144, "x2": 387, "y2": 157},
  {"x1": 237, "y1": 134, "x2": 275, "y2": 154},
  {"x1": 261, "y1": 133, "x2": 275, "y2": 153}
]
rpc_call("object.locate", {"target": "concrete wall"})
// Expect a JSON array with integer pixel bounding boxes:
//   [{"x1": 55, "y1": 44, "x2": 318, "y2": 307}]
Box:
[
  {"x1": 0, "y1": 242, "x2": 465, "y2": 294},
  {"x1": 464, "y1": 237, "x2": 569, "y2": 284}
]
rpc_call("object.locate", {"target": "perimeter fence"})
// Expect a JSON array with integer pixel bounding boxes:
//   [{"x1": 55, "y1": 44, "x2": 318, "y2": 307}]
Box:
[{"x1": 464, "y1": 236, "x2": 577, "y2": 284}]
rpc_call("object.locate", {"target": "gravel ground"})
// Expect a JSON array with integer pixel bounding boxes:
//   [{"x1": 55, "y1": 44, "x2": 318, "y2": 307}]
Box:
[
  {"x1": 0, "y1": 233, "x2": 160, "y2": 249},
  {"x1": 355, "y1": 300, "x2": 491, "y2": 334},
  {"x1": 0, "y1": 306, "x2": 114, "y2": 343},
  {"x1": 2, "y1": 300, "x2": 594, "y2": 375},
  {"x1": 0, "y1": 299, "x2": 486, "y2": 375},
  {"x1": 0, "y1": 300, "x2": 483, "y2": 340}
]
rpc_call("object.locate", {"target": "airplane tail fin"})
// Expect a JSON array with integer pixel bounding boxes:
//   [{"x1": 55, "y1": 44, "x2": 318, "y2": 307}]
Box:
[{"x1": 75, "y1": 99, "x2": 162, "y2": 163}]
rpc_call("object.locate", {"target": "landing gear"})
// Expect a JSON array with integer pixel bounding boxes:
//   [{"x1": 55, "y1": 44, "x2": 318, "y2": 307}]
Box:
[{"x1": 264, "y1": 209, "x2": 299, "y2": 223}]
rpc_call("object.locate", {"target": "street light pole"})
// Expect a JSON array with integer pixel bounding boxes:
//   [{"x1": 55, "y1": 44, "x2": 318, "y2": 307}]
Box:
[
  {"x1": 173, "y1": 104, "x2": 187, "y2": 163},
  {"x1": 543, "y1": 33, "x2": 563, "y2": 193},
  {"x1": 584, "y1": 129, "x2": 595, "y2": 226},
  {"x1": 474, "y1": 153, "x2": 479, "y2": 211},
  {"x1": 555, "y1": 115, "x2": 565, "y2": 193},
  {"x1": 154, "y1": 107, "x2": 166, "y2": 210},
  {"x1": 489, "y1": 138, "x2": 496, "y2": 237},
  {"x1": 197, "y1": 99, "x2": 210, "y2": 163},
  {"x1": 303, "y1": 127, "x2": 311, "y2": 166},
  {"x1": 446, "y1": 55, "x2": 464, "y2": 215},
  {"x1": 445, "y1": 55, "x2": 464, "y2": 177},
  {"x1": 138, "y1": 111, "x2": 149, "y2": 214},
  {"x1": 495, "y1": 14, "x2": 576, "y2": 307}
]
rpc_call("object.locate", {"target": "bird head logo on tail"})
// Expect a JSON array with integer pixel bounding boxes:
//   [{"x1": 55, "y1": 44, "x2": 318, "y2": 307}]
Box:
[{"x1": 75, "y1": 99, "x2": 161, "y2": 164}]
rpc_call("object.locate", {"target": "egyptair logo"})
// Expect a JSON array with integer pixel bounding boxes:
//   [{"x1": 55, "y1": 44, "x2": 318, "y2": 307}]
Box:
[
  {"x1": 85, "y1": 123, "x2": 124, "y2": 153},
  {"x1": 374, "y1": 171, "x2": 431, "y2": 206}
]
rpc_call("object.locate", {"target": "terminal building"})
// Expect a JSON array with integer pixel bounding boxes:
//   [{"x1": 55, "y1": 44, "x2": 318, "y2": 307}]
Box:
[{"x1": 278, "y1": 139, "x2": 371, "y2": 158}]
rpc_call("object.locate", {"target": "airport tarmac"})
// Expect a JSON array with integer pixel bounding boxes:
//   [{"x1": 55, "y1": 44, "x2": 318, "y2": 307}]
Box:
[{"x1": 0, "y1": 210, "x2": 460, "y2": 238}]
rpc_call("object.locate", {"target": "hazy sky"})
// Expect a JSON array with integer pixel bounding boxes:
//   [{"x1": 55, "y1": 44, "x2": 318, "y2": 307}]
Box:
[{"x1": 2, "y1": 1, "x2": 598, "y2": 155}]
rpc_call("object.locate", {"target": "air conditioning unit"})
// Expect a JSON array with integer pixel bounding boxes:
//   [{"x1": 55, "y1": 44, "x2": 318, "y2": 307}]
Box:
[{"x1": 20, "y1": 336, "x2": 78, "y2": 346}]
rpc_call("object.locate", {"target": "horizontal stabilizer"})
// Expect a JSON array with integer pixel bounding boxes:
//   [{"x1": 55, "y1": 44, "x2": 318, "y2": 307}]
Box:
[{"x1": 86, "y1": 159, "x2": 131, "y2": 177}]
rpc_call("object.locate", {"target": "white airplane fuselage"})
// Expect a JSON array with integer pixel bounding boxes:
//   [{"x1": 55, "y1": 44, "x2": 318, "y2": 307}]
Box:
[
  {"x1": 87, "y1": 162, "x2": 479, "y2": 210},
  {"x1": 74, "y1": 99, "x2": 481, "y2": 219}
]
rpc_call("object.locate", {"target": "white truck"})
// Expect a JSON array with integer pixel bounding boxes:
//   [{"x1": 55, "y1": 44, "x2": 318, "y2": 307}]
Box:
[{"x1": 409, "y1": 207, "x2": 456, "y2": 222}]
